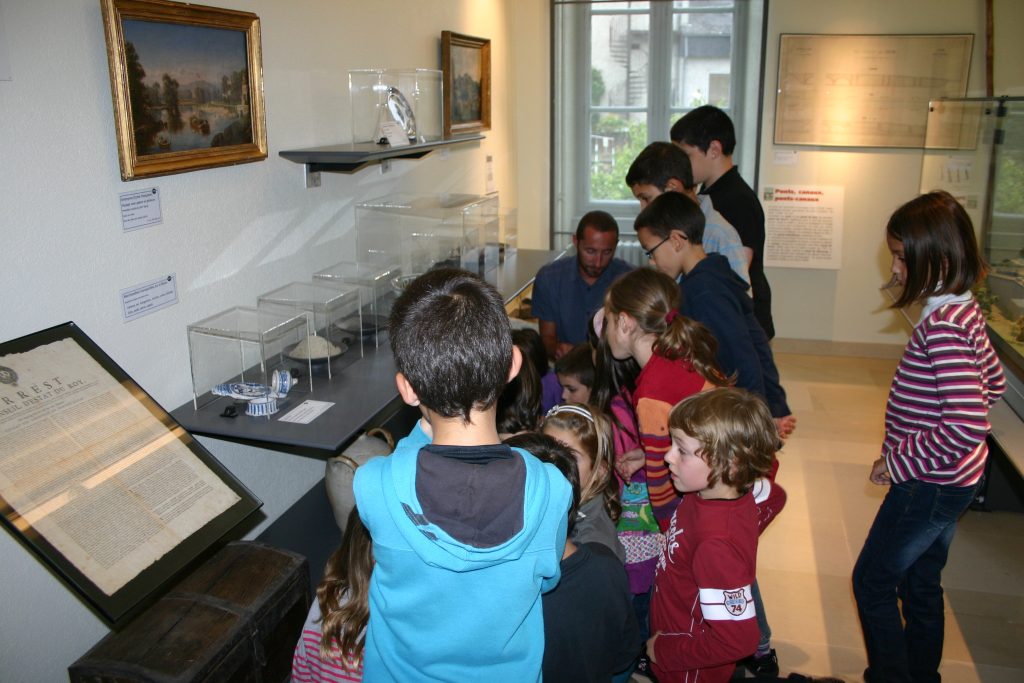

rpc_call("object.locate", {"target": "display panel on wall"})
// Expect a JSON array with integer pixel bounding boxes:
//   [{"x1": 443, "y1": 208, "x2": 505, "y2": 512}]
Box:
[
  {"x1": 441, "y1": 31, "x2": 491, "y2": 136},
  {"x1": 0, "y1": 322, "x2": 261, "y2": 626},
  {"x1": 774, "y1": 34, "x2": 974, "y2": 148},
  {"x1": 101, "y1": 0, "x2": 268, "y2": 180}
]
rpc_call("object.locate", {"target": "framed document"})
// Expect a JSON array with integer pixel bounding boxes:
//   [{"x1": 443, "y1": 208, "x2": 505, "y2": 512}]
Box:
[
  {"x1": 0, "y1": 322, "x2": 261, "y2": 626},
  {"x1": 774, "y1": 34, "x2": 973, "y2": 148}
]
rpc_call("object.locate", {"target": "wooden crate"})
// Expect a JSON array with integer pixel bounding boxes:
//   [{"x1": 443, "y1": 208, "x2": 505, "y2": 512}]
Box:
[{"x1": 69, "y1": 541, "x2": 309, "y2": 683}]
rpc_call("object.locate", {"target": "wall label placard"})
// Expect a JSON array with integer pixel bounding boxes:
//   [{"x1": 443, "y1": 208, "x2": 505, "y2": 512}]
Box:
[
  {"x1": 764, "y1": 185, "x2": 844, "y2": 270},
  {"x1": 119, "y1": 187, "x2": 162, "y2": 232},
  {"x1": 120, "y1": 274, "x2": 178, "y2": 322}
]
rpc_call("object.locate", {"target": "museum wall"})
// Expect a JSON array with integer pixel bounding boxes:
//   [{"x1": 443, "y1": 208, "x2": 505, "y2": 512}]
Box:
[
  {"x1": 760, "y1": 0, "x2": 1023, "y2": 351},
  {"x1": 0, "y1": 0, "x2": 548, "y2": 680}
]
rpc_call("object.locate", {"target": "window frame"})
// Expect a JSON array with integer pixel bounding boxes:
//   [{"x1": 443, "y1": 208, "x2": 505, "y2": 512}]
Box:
[{"x1": 551, "y1": 0, "x2": 766, "y2": 247}]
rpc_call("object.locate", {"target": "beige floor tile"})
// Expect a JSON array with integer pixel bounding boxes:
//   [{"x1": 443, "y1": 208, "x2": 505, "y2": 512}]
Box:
[{"x1": 763, "y1": 353, "x2": 1024, "y2": 683}]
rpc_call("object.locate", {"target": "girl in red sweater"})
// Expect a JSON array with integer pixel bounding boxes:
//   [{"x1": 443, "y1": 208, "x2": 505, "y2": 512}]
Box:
[{"x1": 602, "y1": 268, "x2": 729, "y2": 530}]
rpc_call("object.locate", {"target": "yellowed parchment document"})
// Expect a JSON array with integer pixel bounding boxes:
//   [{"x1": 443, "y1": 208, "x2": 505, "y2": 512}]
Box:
[{"x1": 0, "y1": 339, "x2": 239, "y2": 595}]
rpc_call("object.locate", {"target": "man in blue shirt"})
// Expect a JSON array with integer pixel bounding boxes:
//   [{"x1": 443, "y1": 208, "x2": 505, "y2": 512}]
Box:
[{"x1": 532, "y1": 211, "x2": 633, "y2": 359}]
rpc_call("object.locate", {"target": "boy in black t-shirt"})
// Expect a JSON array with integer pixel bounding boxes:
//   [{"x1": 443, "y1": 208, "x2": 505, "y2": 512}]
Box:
[{"x1": 671, "y1": 105, "x2": 775, "y2": 340}]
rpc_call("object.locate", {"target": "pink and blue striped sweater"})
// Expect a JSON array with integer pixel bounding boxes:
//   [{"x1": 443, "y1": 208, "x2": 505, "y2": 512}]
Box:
[{"x1": 883, "y1": 295, "x2": 1005, "y2": 487}]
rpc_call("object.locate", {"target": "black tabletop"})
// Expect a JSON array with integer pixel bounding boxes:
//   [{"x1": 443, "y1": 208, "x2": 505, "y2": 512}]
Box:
[{"x1": 170, "y1": 249, "x2": 561, "y2": 457}]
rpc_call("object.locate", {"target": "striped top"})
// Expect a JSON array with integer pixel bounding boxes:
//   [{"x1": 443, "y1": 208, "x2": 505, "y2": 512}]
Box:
[
  {"x1": 883, "y1": 297, "x2": 1005, "y2": 487},
  {"x1": 633, "y1": 352, "x2": 708, "y2": 530},
  {"x1": 292, "y1": 598, "x2": 364, "y2": 683}
]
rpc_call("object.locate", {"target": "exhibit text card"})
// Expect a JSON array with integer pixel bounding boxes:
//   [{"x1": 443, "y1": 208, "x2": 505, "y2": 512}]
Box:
[
  {"x1": 119, "y1": 187, "x2": 163, "y2": 232},
  {"x1": 120, "y1": 274, "x2": 178, "y2": 322},
  {"x1": 763, "y1": 185, "x2": 844, "y2": 270}
]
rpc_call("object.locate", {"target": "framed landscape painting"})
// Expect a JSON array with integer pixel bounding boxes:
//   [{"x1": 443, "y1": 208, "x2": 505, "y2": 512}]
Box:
[
  {"x1": 441, "y1": 31, "x2": 491, "y2": 136},
  {"x1": 101, "y1": 0, "x2": 267, "y2": 180}
]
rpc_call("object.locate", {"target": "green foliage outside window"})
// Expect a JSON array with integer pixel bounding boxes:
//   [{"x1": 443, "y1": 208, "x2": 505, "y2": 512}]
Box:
[{"x1": 590, "y1": 116, "x2": 648, "y2": 201}]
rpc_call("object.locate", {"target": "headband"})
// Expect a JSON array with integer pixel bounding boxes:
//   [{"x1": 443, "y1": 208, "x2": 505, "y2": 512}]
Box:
[{"x1": 545, "y1": 404, "x2": 595, "y2": 423}]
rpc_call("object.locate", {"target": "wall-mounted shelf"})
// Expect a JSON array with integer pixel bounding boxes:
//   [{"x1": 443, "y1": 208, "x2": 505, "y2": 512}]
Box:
[{"x1": 279, "y1": 135, "x2": 484, "y2": 182}]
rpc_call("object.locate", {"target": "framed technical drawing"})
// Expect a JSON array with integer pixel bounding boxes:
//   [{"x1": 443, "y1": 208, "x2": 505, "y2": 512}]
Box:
[
  {"x1": 774, "y1": 34, "x2": 973, "y2": 148},
  {"x1": 442, "y1": 31, "x2": 491, "y2": 136},
  {"x1": 0, "y1": 322, "x2": 261, "y2": 626},
  {"x1": 101, "y1": 0, "x2": 268, "y2": 180}
]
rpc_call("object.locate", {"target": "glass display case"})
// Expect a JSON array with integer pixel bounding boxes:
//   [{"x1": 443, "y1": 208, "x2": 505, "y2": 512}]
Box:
[
  {"x1": 313, "y1": 261, "x2": 402, "y2": 348},
  {"x1": 187, "y1": 306, "x2": 312, "y2": 413},
  {"x1": 257, "y1": 281, "x2": 363, "y2": 379},
  {"x1": 499, "y1": 206, "x2": 518, "y2": 262},
  {"x1": 348, "y1": 68, "x2": 443, "y2": 144},
  {"x1": 353, "y1": 192, "x2": 500, "y2": 275},
  {"x1": 921, "y1": 96, "x2": 1024, "y2": 403}
]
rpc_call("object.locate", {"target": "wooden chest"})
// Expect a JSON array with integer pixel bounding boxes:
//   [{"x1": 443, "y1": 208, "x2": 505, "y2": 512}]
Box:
[{"x1": 69, "y1": 541, "x2": 310, "y2": 683}]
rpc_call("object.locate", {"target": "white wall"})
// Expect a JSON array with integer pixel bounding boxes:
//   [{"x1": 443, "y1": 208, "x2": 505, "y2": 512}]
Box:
[
  {"x1": 0, "y1": 1, "x2": 548, "y2": 680},
  {"x1": 759, "y1": 0, "x2": 993, "y2": 348}
]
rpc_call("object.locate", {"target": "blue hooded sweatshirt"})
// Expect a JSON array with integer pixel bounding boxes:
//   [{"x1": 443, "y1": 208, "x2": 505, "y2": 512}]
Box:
[
  {"x1": 679, "y1": 253, "x2": 790, "y2": 418},
  {"x1": 353, "y1": 423, "x2": 571, "y2": 682}
]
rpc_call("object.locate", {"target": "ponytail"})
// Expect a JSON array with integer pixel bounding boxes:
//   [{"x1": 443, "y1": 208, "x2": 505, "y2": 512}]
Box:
[
  {"x1": 605, "y1": 268, "x2": 732, "y2": 387},
  {"x1": 656, "y1": 315, "x2": 732, "y2": 387}
]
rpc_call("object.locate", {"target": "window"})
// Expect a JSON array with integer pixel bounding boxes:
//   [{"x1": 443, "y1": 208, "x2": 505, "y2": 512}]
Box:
[{"x1": 552, "y1": 1, "x2": 766, "y2": 250}]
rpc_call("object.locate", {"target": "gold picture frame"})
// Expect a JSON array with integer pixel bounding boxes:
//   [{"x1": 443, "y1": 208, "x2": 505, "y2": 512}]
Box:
[
  {"x1": 441, "y1": 31, "x2": 491, "y2": 137},
  {"x1": 101, "y1": 0, "x2": 267, "y2": 181}
]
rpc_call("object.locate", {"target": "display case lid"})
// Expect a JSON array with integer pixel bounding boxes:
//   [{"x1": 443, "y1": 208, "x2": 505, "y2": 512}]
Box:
[
  {"x1": 257, "y1": 281, "x2": 360, "y2": 313},
  {"x1": 356, "y1": 192, "x2": 498, "y2": 219},
  {"x1": 314, "y1": 261, "x2": 402, "y2": 288},
  {"x1": 187, "y1": 306, "x2": 307, "y2": 342}
]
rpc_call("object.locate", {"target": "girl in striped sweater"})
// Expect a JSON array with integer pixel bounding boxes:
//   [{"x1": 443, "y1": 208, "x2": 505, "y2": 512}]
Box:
[
  {"x1": 292, "y1": 507, "x2": 372, "y2": 683},
  {"x1": 602, "y1": 268, "x2": 730, "y2": 531},
  {"x1": 853, "y1": 190, "x2": 1006, "y2": 683}
]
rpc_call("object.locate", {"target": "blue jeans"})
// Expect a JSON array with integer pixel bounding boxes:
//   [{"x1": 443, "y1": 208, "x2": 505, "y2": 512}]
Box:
[{"x1": 852, "y1": 479, "x2": 978, "y2": 683}]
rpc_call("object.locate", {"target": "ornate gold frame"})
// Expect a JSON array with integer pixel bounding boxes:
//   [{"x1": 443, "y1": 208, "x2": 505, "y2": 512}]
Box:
[
  {"x1": 441, "y1": 31, "x2": 491, "y2": 137},
  {"x1": 101, "y1": 0, "x2": 267, "y2": 180}
]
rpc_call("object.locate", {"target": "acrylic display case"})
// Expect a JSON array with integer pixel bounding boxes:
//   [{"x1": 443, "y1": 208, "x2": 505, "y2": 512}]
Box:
[
  {"x1": 313, "y1": 261, "x2": 401, "y2": 348},
  {"x1": 257, "y1": 281, "x2": 363, "y2": 379},
  {"x1": 187, "y1": 306, "x2": 312, "y2": 412},
  {"x1": 354, "y1": 192, "x2": 500, "y2": 276},
  {"x1": 499, "y1": 207, "x2": 518, "y2": 262},
  {"x1": 348, "y1": 68, "x2": 443, "y2": 144},
  {"x1": 921, "y1": 96, "x2": 1024, "y2": 398}
]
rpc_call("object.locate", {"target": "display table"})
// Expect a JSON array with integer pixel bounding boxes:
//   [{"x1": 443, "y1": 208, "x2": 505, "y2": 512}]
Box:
[
  {"x1": 170, "y1": 249, "x2": 560, "y2": 459},
  {"x1": 200, "y1": 249, "x2": 560, "y2": 591}
]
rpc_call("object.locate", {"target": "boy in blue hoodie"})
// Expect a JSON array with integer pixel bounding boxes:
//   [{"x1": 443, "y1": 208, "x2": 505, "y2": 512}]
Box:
[
  {"x1": 353, "y1": 268, "x2": 572, "y2": 683},
  {"x1": 634, "y1": 192, "x2": 793, "y2": 437}
]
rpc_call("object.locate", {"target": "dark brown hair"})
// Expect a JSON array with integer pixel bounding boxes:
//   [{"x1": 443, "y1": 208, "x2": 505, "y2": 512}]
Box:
[
  {"x1": 635, "y1": 190, "x2": 706, "y2": 244},
  {"x1": 886, "y1": 190, "x2": 987, "y2": 308},
  {"x1": 554, "y1": 342, "x2": 596, "y2": 389},
  {"x1": 497, "y1": 352, "x2": 541, "y2": 434},
  {"x1": 388, "y1": 268, "x2": 512, "y2": 421},
  {"x1": 317, "y1": 507, "x2": 374, "y2": 664},
  {"x1": 668, "y1": 388, "x2": 777, "y2": 493},
  {"x1": 604, "y1": 268, "x2": 730, "y2": 387}
]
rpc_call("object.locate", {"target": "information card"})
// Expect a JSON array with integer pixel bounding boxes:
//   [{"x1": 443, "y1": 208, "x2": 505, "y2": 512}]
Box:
[
  {"x1": 120, "y1": 274, "x2": 179, "y2": 322},
  {"x1": 763, "y1": 185, "x2": 844, "y2": 270},
  {"x1": 119, "y1": 187, "x2": 163, "y2": 232}
]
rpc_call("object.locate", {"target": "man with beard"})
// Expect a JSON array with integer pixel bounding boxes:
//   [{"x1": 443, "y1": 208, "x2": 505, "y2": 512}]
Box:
[{"x1": 532, "y1": 211, "x2": 633, "y2": 359}]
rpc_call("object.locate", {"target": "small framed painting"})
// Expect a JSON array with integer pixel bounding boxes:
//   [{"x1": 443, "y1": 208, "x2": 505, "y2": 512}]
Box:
[
  {"x1": 101, "y1": 0, "x2": 268, "y2": 180},
  {"x1": 441, "y1": 31, "x2": 491, "y2": 136}
]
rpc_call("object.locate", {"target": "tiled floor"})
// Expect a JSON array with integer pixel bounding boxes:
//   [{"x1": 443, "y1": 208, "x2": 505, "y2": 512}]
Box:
[{"x1": 753, "y1": 353, "x2": 1024, "y2": 682}]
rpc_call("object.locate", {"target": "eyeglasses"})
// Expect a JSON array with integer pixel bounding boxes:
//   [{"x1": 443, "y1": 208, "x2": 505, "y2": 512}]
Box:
[{"x1": 643, "y1": 236, "x2": 671, "y2": 260}]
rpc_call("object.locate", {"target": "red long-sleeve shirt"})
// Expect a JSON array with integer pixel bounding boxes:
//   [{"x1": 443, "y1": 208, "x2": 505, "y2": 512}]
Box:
[{"x1": 650, "y1": 491, "x2": 761, "y2": 683}]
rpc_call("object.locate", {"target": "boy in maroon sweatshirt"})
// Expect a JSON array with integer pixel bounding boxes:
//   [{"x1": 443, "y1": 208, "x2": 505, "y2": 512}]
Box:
[{"x1": 648, "y1": 388, "x2": 785, "y2": 683}]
